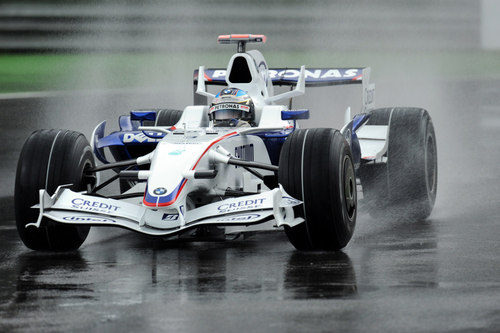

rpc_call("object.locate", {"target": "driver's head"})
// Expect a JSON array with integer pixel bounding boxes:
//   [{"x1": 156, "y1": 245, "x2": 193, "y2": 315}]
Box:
[{"x1": 209, "y1": 88, "x2": 255, "y2": 127}]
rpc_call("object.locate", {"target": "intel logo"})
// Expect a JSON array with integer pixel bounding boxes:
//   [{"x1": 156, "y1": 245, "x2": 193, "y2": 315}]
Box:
[
  {"x1": 62, "y1": 216, "x2": 116, "y2": 223},
  {"x1": 217, "y1": 213, "x2": 261, "y2": 222}
]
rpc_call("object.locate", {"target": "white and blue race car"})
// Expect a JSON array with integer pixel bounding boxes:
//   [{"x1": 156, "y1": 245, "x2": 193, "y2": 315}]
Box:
[{"x1": 14, "y1": 34, "x2": 437, "y2": 251}]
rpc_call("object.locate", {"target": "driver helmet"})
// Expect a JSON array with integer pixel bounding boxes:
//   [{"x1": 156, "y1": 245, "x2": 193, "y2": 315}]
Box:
[{"x1": 209, "y1": 88, "x2": 255, "y2": 127}]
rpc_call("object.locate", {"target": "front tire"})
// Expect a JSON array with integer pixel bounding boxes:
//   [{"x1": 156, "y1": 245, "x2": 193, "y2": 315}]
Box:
[
  {"x1": 279, "y1": 128, "x2": 357, "y2": 251},
  {"x1": 15, "y1": 129, "x2": 96, "y2": 251}
]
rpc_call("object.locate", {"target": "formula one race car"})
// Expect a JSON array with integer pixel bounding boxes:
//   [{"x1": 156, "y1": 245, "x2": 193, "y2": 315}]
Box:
[{"x1": 15, "y1": 34, "x2": 437, "y2": 251}]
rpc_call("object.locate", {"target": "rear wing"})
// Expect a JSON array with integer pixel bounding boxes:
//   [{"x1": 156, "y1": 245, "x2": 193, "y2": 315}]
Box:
[
  {"x1": 194, "y1": 67, "x2": 366, "y2": 87},
  {"x1": 193, "y1": 67, "x2": 375, "y2": 111}
]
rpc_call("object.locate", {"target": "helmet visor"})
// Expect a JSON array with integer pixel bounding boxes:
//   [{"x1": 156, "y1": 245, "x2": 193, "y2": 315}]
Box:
[
  {"x1": 212, "y1": 109, "x2": 244, "y2": 120},
  {"x1": 209, "y1": 102, "x2": 250, "y2": 121}
]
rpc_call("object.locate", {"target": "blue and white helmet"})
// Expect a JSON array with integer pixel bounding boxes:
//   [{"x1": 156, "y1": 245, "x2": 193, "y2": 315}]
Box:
[{"x1": 209, "y1": 88, "x2": 255, "y2": 126}]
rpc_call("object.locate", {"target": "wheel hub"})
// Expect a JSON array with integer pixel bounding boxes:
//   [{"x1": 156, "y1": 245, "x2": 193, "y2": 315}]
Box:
[
  {"x1": 426, "y1": 135, "x2": 437, "y2": 194},
  {"x1": 343, "y1": 156, "x2": 356, "y2": 220}
]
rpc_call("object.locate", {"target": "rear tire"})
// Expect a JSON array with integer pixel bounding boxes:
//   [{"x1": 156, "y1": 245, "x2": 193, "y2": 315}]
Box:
[
  {"x1": 279, "y1": 128, "x2": 357, "y2": 251},
  {"x1": 15, "y1": 130, "x2": 96, "y2": 251},
  {"x1": 155, "y1": 109, "x2": 183, "y2": 126},
  {"x1": 359, "y1": 107, "x2": 437, "y2": 220}
]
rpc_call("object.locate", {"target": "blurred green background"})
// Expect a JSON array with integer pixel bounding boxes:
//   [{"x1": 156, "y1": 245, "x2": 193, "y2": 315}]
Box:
[
  {"x1": 2, "y1": 51, "x2": 500, "y2": 93},
  {"x1": 1, "y1": 0, "x2": 499, "y2": 93}
]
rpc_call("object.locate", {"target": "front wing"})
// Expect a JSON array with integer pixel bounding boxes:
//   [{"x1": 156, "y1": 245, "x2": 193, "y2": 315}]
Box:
[{"x1": 27, "y1": 186, "x2": 304, "y2": 236}]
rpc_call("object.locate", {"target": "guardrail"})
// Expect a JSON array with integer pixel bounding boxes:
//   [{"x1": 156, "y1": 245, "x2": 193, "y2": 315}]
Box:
[{"x1": 0, "y1": 0, "x2": 480, "y2": 53}]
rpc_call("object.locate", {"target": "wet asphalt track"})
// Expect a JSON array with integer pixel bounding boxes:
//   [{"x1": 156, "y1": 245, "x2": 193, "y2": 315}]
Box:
[{"x1": 0, "y1": 77, "x2": 499, "y2": 332}]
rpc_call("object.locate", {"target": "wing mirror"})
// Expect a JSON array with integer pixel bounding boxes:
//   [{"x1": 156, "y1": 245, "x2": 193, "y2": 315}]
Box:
[
  {"x1": 130, "y1": 110, "x2": 157, "y2": 123},
  {"x1": 281, "y1": 109, "x2": 310, "y2": 120}
]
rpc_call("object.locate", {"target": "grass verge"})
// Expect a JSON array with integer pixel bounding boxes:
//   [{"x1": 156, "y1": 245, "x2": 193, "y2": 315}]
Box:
[{"x1": 1, "y1": 50, "x2": 500, "y2": 93}]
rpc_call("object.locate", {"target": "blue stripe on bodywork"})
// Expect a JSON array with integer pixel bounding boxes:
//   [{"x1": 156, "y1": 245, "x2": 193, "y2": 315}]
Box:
[
  {"x1": 119, "y1": 116, "x2": 133, "y2": 131},
  {"x1": 144, "y1": 179, "x2": 186, "y2": 205},
  {"x1": 96, "y1": 132, "x2": 124, "y2": 148},
  {"x1": 353, "y1": 113, "x2": 369, "y2": 131},
  {"x1": 250, "y1": 129, "x2": 293, "y2": 166}
]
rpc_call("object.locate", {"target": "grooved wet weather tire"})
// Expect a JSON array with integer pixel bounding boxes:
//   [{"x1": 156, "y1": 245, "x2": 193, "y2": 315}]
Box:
[
  {"x1": 155, "y1": 109, "x2": 183, "y2": 126},
  {"x1": 279, "y1": 128, "x2": 357, "y2": 251},
  {"x1": 359, "y1": 107, "x2": 437, "y2": 220},
  {"x1": 15, "y1": 129, "x2": 96, "y2": 251}
]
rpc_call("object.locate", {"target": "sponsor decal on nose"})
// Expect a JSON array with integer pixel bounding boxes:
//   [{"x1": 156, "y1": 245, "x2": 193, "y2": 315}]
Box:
[{"x1": 153, "y1": 187, "x2": 167, "y2": 195}]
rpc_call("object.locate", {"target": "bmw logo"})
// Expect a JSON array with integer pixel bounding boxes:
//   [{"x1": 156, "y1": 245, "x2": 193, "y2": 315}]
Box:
[
  {"x1": 153, "y1": 187, "x2": 167, "y2": 195},
  {"x1": 223, "y1": 89, "x2": 232, "y2": 94}
]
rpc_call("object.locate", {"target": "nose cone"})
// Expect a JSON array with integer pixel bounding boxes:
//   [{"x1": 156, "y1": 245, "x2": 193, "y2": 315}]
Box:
[{"x1": 143, "y1": 141, "x2": 206, "y2": 207}]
